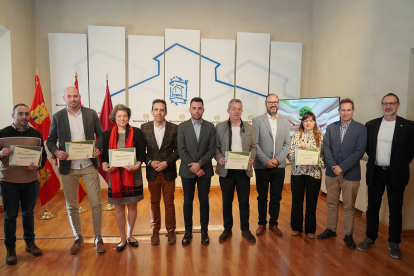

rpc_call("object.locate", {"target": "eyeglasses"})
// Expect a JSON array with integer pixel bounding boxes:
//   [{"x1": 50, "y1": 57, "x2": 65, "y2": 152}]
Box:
[
  {"x1": 381, "y1": 102, "x2": 398, "y2": 107},
  {"x1": 266, "y1": 101, "x2": 279, "y2": 105}
]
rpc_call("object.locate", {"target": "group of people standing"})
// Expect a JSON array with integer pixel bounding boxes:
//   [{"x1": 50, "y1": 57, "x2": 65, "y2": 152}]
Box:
[{"x1": 0, "y1": 87, "x2": 412, "y2": 266}]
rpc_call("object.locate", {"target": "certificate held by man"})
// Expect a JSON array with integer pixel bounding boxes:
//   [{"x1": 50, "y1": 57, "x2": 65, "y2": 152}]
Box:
[
  {"x1": 9, "y1": 145, "x2": 43, "y2": 166},
  {"x1": 225, "y1": 151, "x2": 251, "y2": 170},
  {"x1": 295, "y1": 148, "x2": 320, "y2": 165},
  {"x1": 109, "y1": 148, "x2": 136, "y2": 167},
  {"x1": 65, "y1": 140, "x2": 95, "y2": 160}
]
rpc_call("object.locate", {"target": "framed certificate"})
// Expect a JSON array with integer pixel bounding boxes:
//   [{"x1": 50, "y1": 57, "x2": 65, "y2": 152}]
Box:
[
  {"x1": 65, "y1": 140, "x2": 95, "y2": 160},
  {"x1": 224, "y1": 151, "x2": 251, "y2": 170},
  {"x1": 109, "y1": 148, "x2": 136, "y2": 167},
  {"x1": 9, "y1": 145, "x2": 43, "y2": 166},
  {"x1": 295, "y1": 148, "x2": 320, "y2": 165}
]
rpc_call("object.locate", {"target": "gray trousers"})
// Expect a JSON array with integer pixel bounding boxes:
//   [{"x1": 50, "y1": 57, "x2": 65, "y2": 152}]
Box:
[{"x1": 60, "y1": 165, "x2": 102, "y2": 237}]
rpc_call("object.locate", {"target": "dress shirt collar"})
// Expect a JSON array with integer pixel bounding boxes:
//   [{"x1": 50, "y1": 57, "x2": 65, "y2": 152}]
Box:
[
  {"x1": 191, "y1": 118, "x2": 203, "y2": 126},
  {"x1": 66, "y1": 106, "x2": 82, "y2": 117},
  {"x1": 266, "y1": 112, "x2": 278, "y2": 120},
  {"x1": 11, "y1": 123, "x2": 29, "y2": 132},
  {"x1": 154, "y1": 120, "x2": 166, "y2": 129}
]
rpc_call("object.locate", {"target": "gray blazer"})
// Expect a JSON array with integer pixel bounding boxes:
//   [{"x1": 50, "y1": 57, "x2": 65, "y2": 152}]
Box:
[
  {"x1": 177, "y1": 119, "x2": 216, "y2": 178},
  {"x1": 46, "y1": 107, "x2": 103, "y2": 175},
  {"x1": 252, "y1": 113, "x2": 291, "y2": 169},
  {"x1": 214, "y1": 119, "x2": 257, "y2": 178}
]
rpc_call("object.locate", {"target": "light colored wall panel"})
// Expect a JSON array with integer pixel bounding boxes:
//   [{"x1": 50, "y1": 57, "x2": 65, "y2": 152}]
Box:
[
  {"x1": 88, "y1": 26, "x2": 125, "y2": 113},
  {"x1": 200, "y1": 38, "x2": 235, "y2": 125},
  {"x1": 235, "y1": 32, "x2": 270, "y2": 123},
  {"x1": 0, "y1": 27, "x2": 13, "y2": 129},
  {"x1": 48, "y1": 33, "x2": 89, "y2": 115},
  {"x1": 164, "y1": 29, "x2": 200, "y2": 123},
  {"x1": 128, "y1": 35, "x2": 164, "y2": 128},
  {"x1": 269, "y1": 42, "x2": 302, "y2": 100}
]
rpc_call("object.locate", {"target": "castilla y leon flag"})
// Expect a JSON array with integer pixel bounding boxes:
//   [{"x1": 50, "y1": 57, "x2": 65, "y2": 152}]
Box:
[
  {"x1": 98, "y1": 79, "x2": 115, "y2": 182},
  {"x1": 29, "y1": 75, "x2": 60, "y2": 206},
  {"x1": 74, "y1": 72, "x2": 88, "y2": 204}
]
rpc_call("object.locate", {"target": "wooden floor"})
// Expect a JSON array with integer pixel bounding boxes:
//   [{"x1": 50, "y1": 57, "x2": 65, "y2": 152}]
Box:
[{"x1": 0, "y1": 187, "x2": 413, "y2": 276}]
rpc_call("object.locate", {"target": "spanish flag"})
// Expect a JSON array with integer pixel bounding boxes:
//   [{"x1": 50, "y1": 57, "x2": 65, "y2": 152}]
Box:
[
  {"x1": 30, "y1": 76, "x2": 60, "y2": 206},
  {"x1": 74, "y1": 73, "x2": 88, "y2": 204}
]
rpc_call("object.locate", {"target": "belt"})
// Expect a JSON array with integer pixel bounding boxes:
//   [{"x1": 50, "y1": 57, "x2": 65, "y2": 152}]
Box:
[{"x1": 375, "y1": 165, "x2": 390, "y2": 170}]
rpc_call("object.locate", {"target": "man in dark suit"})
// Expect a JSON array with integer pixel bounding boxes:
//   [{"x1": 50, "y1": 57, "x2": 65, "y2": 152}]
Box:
[
  {"x1": 317, "y1": 98, "x2": 367, "y2": 250},
  {"x1": 141, "y1": 99, "x2": 179, "y2": 245},
  {"x1": 357, "y1": 93, "x2": 414, "y2": 259},
  {"x1": 177, "y1": 97, "x2": 216, "y2": 246},
  {"x1": 215, "y1": 99, "x2": 257, "y2": 243},
  {"x1": 46, "y1": 87, "x2": 105, "y2": 254}
]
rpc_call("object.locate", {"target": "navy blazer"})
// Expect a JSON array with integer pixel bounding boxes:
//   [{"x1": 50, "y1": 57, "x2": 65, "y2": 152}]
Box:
[{"x1": 323, "y1": 119, "x2": 367, "y2": 180}]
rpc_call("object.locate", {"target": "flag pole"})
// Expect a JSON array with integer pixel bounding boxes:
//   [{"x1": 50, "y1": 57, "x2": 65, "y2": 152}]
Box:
[
  {"x1": 37, "y1": 203, "x2": 57, "y2": 220},
  {"x1": 101, "y1": 72, "x2": 115, "y2": 211}
]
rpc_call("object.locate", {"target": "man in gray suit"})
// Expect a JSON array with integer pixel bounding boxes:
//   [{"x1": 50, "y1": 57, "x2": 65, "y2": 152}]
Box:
[
  {"x1": 177, "y1": 97, "x2": 216, "y2": 246},
  {"x1": 317, "y1": 98, "x2": 367, "y2": 250},
  {"x1": 215, "y1": 99, "x2": 256, "y2": 243},
  {"x1": 47, "y1": 87, "x2": 105, "y2": 254},
  {"x1": 252, "y1": 94, "x2": 291, "y2": 236}
]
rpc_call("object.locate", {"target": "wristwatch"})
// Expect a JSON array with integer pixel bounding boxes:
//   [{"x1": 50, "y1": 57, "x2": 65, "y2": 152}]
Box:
[{"x1": 148, "y1": 160, "x2": 152, "y2": 166}]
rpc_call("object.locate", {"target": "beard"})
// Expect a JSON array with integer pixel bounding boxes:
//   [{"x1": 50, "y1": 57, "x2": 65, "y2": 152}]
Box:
[
  {"x1": 191, "y1": 114, "x2": 202, "y2": 121},
  {"x1": 267, "y1": 107, "x2": 278, "y2": 116}
]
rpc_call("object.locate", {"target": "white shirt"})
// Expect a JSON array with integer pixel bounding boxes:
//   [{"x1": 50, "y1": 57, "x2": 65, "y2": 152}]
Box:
[
  {"x1": 376, "y1": 118, "x2": 395, "y2": 166},
  {"x1": 231, "y1": 121, "x2": 243, "y2": 152},
  {"x1": 154, "y1": 121, "x2": 166, "y2": 149},
  {"x1": 67, "y1": 107, "x2": 92, "y2": 169},
  {"x1": 267, "y1": 113, "x2": 278, "y2": 157}
]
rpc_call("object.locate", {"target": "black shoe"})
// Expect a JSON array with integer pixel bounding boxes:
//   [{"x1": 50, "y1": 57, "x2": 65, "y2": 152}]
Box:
[
  {"x1": 182, "y1": 232, "x2": 192, "y2": 246},
  {"x1": 344, "y1": 234, "x2": 356, "y2": 249},
  {"x1": 116, "y1": 242, "x2": 126, "y2": 252},
  {"x1": 241, "y1": 229, "x2": 256, "y2": 243},
  {"x1": 219, "y1": 229, "x2": 232, "y2": 242},
  {"x1": 317, "y1": 229, "x2": 337, "y2": 240},
  {"x1": 201, "y1": 232, "x2": 210, "y2": 245},
  {"x1": 127, "y1": 237, "x2": 139, "y2": 247}
]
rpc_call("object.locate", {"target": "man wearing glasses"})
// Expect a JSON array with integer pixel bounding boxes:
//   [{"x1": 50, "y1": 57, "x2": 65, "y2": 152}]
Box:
[
  {"x1": 357, "y1": 93, "x2": 414, "y2": 259},
  {"x1": 252, "y1": 94, "x2": 291, "y2": 236}
]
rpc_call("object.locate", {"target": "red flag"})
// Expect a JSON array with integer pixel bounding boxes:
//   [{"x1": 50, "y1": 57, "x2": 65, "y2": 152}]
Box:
[
  {"x1": 29, "y1": 76, "x2": 60, "y2": 206},
  {"x1": 98, "y1": 79, "x2": 115, "y2": 182},
  {"x1": 74, "y1": 73, "x2": 87, "y2": 204}
]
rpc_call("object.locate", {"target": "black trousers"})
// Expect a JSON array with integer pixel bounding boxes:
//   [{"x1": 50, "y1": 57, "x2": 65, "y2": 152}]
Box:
[
  {"x1": 290, "y1": 175, "x2": 321, "y2": 234},
  {"x1": 219, "y1": 170, "x2": 250, "y2": 231},
  {"x1": 182, "y1": 176, "x2": 211, "y2": 233},
  {"x1": 255, "y1": 167, "x2": 285, "y2": 227},
  {"x1": 366, "y1": 166, "x2": 406, "y2": 244}
]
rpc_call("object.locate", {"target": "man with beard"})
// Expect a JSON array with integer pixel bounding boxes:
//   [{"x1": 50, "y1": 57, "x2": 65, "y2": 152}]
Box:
[
  {"x1": 47, "y1": 87, "x2": 105, "y2": 254},
  {"x1": 252, "y1": 94, "x2": 291, "y2": 237},
  {"x1": 177, "y1": 97, "x2": 216, "y2": 246},
  {"x1": 357, "y1": 93, "x2": 414, "y2": 259},
  {"x1": 0, "y1": 104, "x2": 47, "y2": 265}
]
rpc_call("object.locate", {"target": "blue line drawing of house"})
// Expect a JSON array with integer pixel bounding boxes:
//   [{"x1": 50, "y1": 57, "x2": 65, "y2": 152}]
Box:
[
  {"x1": 112, "y1": 43, "x2": 290, "y2": 98},
  {"x1": 169, "y1": 76, "x2": 188, "y2": 105}
]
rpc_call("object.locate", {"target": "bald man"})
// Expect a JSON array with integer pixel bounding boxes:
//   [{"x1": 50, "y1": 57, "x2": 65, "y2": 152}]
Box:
[{"x1": 46, "y1": 87, "x2": 105, "y2": 254}]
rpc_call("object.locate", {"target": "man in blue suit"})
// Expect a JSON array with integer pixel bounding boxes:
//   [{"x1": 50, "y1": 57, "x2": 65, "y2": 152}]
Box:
[{"x1": 317, "y1": 98, "x2": 367, "y2": 250}]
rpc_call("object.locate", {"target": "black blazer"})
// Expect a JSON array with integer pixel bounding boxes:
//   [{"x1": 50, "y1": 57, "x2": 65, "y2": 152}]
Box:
[
  {"x1": 101, "y1": 125, "x2": 146, "y2": 164},
  {"x1": 365, "y1": 116, "x2": 414, "y2": 187},
  {"x1": 46, "y1": 107, "x2": 103, "y2": 175}
]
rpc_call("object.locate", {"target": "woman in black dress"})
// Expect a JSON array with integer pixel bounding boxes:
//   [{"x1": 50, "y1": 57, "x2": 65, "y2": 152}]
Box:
[{"x1": 101, "y1": 104, "x2": 145, "y2": 251}]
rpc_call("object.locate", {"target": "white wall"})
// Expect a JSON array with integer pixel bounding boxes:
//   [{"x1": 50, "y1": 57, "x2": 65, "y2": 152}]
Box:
[
  {"x1": 0, "y1": 26, "x2": 13, "y2": 130},
  {"x1": 312, "y1": 0, "x2": 414, "y2": 230}
]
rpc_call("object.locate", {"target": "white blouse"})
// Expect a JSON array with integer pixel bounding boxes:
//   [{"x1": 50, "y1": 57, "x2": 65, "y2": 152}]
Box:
[{"x1": 288, "y1": 131, "x2": 326, "y2": 179}]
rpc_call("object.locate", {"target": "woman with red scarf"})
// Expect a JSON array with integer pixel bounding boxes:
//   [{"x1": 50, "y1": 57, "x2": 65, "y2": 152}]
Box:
[{"x1": 101, "y1": 104, "x2": 145, "y2": 251}]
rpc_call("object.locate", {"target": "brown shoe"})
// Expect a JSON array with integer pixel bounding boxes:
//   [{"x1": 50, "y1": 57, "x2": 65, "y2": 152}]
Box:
[
  {"x1": 151, "y1": 231, "x2": 160, "y2": 245},
  {"x1": 94, "y1": 236, "x2": 106, "y2": 253},
  {"x1": 307, "y1": 233, "x2": 315, "y2": 239},
  {"x1": 70, "y1": 237, "x2": 84, "y2": 254},
  {"x1": 269, "y1": 225, "x2": 283, "y2": 236},
  {"x1": 256, "y1": 225, "x2": 265, "y2": 236},
  {"x1": 6, "y1": 248, "x2": 17, "y2": 265},
  {"x1": 168, "y1": 230, "x2": 176, "y2": 245},
  {"x1": 292, "y1": 231, "x2": 300, "y2": 236},
  {"x1": 26, "y1": 241, "x2": 43, "y2": 256}
]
